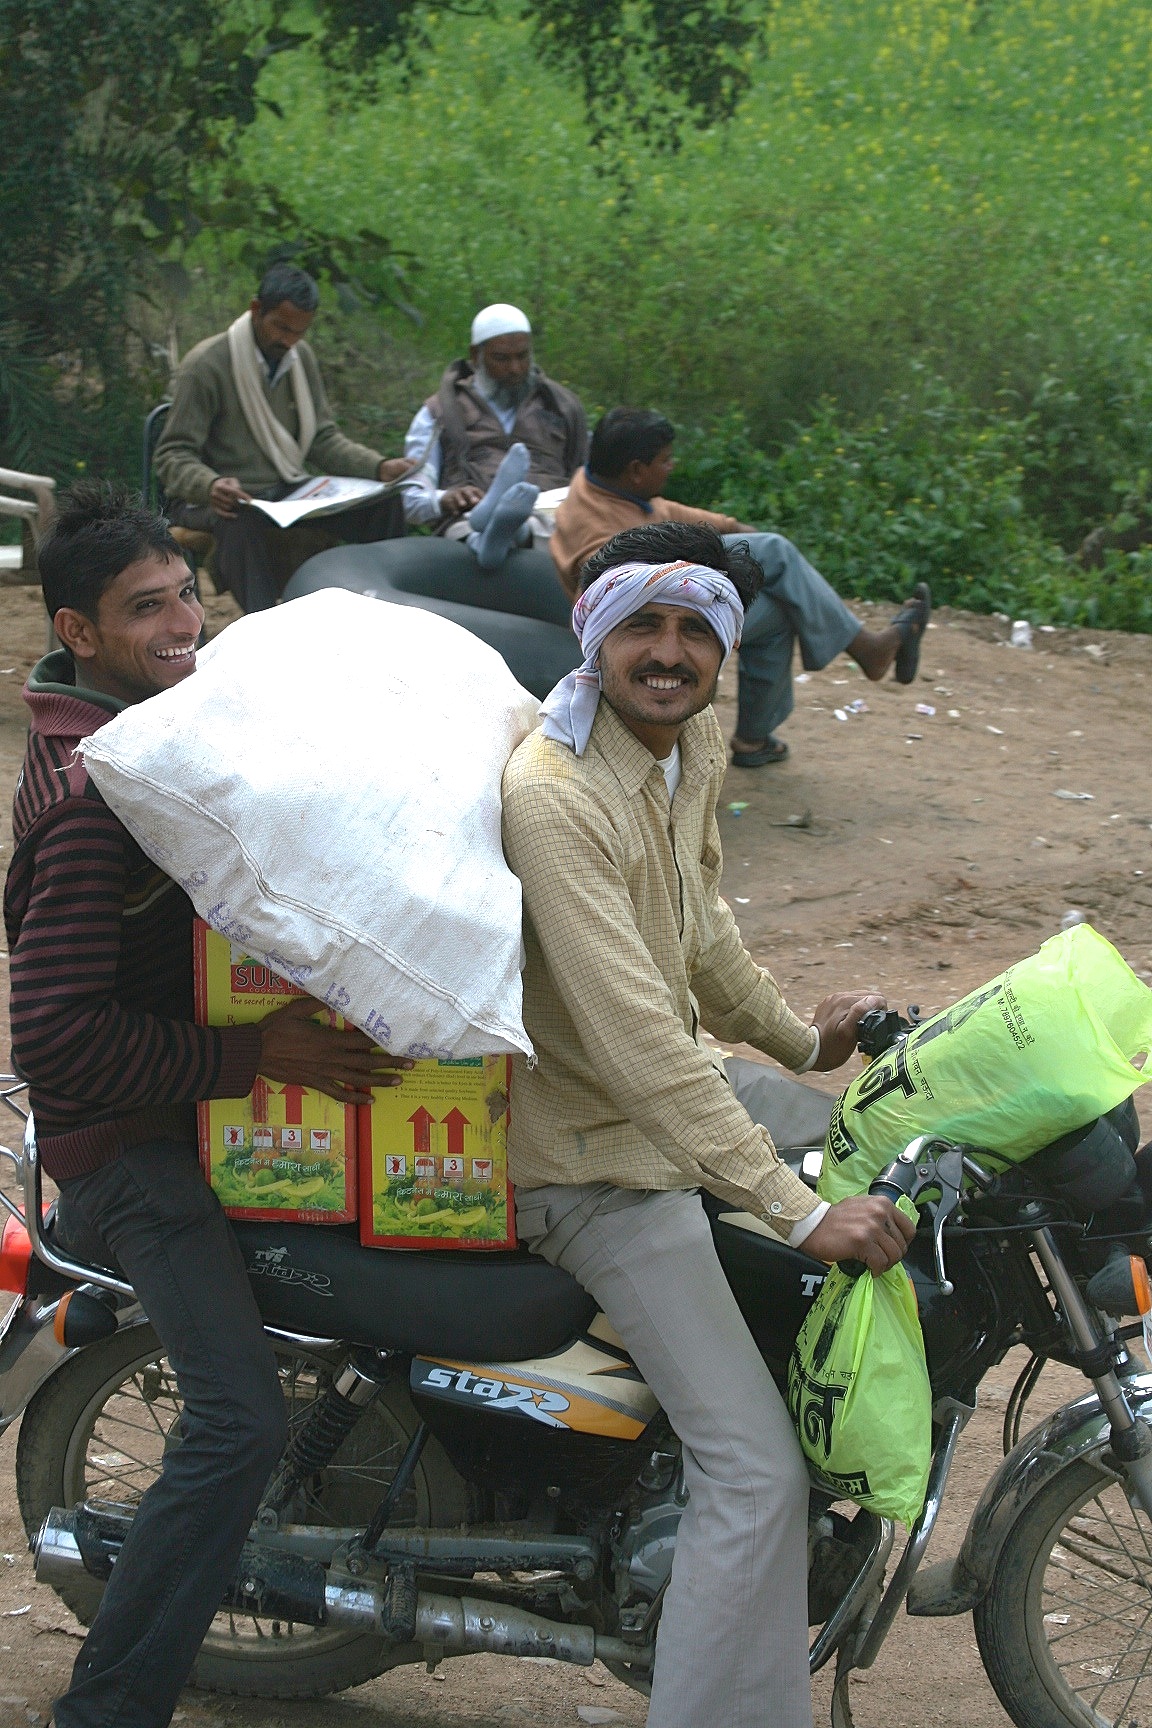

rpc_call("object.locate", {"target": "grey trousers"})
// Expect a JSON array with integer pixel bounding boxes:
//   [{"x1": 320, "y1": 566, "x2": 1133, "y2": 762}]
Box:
[
  {"x1": 724, "y1": 532, "x2": 860, "y2": 742},
  {"x1": 515, "y1": 1182, "x2": 812, "y2": 1728}
]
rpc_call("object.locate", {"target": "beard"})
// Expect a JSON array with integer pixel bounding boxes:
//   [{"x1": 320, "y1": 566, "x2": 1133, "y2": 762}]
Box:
[{"x1": 473, "y1": 360, "x2": 535, "y2": 412}]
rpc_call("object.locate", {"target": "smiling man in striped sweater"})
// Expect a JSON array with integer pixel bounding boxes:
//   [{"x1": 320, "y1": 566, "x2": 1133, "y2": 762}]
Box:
[{"x1": 4, "y1": 482, "x2": 409, "y2": 1728}]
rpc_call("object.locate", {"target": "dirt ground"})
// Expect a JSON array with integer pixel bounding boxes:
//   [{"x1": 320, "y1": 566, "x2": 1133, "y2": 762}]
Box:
[{"x1": 0, "y1": 580, "x2": 1150, "y2": 1727}]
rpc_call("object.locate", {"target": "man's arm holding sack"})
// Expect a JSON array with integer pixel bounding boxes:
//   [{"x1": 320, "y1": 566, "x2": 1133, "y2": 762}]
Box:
[{"x1": 9, "y1": 800, "x2": 406, "y2": 1111}]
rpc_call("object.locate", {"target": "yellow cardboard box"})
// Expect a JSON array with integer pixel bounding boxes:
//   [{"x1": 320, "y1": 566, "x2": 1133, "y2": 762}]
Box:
[
  {"x1": 359, "y1": 1056, "x2": 514, "y2": 1249},
  {"x1": 193, "y1": 921, "x2": 357, "y2": 1223}
]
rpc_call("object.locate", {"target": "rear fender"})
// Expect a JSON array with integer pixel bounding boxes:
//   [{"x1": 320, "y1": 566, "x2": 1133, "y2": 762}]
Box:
[
  {"x1": 0, "y1": 1289, "x2": 149, "y2": 1435},
  {"x1": 907, "y1": 1374, "x2": 1152, "y2": 1616}
]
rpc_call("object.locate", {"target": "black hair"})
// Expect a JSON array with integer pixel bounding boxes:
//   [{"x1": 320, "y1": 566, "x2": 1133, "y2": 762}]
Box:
[
  {"x1": 255, "y1": 261, "x2": 320, "y2": 314},
  {"x1": 38, "y1": 481, "x2": 184, "y2": 621},
  {"x1": 578, "y1": 521, "x2": 763, "y2": 612},
  {"x1": 588, "y1": 407, "x2": 676, "y2": 480}
]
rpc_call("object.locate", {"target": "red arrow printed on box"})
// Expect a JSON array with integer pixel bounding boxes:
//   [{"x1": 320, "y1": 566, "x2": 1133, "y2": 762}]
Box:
[
  {"x1": 408, "y1": 1107, "x2": 435, "y2": 1156},
  {"x1": 442, "y1": 1108, "x2": 470, "y2": 1160},
  {"x1": 277, "y1": 1084, "x2": 305, "y2": 1125}
]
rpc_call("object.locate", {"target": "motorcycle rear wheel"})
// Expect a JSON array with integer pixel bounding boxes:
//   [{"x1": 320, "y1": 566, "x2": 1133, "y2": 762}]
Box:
[
  {"x1": 16, "y1": 1322, "x2": 469, "y2": 1698},
  {"x1": 975, "y1": 1454, "x2": 1152, "y2": 1728}
]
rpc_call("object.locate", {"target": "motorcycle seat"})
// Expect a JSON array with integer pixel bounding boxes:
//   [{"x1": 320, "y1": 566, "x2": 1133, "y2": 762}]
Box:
[{"x1": 232, "y1": 1221, "x2": 597, "y2": 1361}]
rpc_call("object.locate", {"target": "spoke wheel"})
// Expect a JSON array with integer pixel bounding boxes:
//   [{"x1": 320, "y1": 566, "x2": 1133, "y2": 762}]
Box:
[
  {"x1": 975, "y1": 1455, "x2": 1152, "y2": 1728},
  {"x1": 17, "y1": 1323, "x2": 467, "y2": 1697}
]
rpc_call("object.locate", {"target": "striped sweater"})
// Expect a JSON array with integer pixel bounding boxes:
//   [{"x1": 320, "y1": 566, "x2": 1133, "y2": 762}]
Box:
[{"x1": 3, "y1": 652, "x2": 262, "y2": 1181}]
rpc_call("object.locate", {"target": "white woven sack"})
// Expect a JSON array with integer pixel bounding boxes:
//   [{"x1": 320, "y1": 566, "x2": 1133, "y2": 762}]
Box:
[{"x1": 81, "y1": 589, "x2": 540, "y2": 1058}]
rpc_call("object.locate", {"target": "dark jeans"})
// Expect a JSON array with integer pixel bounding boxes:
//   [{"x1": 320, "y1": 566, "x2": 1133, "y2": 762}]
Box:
[
  {"x1": 169, "y1": 490, "x2": 406, "y2": 613},
  {"x1": 51, "y1": 1141, "x2": 287, "y2": 1728}
]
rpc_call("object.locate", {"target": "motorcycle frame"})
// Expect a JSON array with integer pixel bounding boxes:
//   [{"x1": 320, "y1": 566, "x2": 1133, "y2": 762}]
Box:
[{"x1": 5, "y1": 1093, "x2": 1152, "y2": 1689}]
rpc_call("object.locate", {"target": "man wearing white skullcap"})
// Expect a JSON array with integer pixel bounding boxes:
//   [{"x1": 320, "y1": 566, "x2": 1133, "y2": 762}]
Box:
[
  {"x1": 400, "y1": 301, "x2": 587, "y2": 569},
  {"x1": 503, "y1": 518, "x2": 915, "y2": 1728}
]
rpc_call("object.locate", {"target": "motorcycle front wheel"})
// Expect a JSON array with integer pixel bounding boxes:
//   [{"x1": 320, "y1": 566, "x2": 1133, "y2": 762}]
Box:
[
  {"x1": 15, "y1": 1322, "x2": 469, "y2": 1698},
  {"x1": 975, "y1": 1454, "x2": 1152, "y2": 1728}
]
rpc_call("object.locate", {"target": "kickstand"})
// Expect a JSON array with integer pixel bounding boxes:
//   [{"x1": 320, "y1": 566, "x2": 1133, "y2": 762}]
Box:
[{"x1": 830, "y1": 1644, "x2": 857, "y2": 1728}]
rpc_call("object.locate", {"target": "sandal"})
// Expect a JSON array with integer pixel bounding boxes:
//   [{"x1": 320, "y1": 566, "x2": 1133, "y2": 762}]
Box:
[
  {"x1": 730, "y1": 736, "x2": 789, "y2": 768},
  {"x1": 892, "y1": 582, "x2": 932, "y2": 684}
]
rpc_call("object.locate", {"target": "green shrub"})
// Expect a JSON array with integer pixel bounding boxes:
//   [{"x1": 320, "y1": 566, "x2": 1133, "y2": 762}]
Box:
[{"x1": 670, "y1": 379, "x2": 1152, "y2": 634}]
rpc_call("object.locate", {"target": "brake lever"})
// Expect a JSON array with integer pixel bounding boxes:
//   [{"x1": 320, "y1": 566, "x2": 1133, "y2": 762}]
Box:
[{"x1": 864, "y1": 1136, "x2": 965, "y2": 1294}]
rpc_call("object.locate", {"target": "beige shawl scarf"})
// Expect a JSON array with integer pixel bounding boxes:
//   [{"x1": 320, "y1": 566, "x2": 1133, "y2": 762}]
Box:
[{"x1": 226, "y1": 311, "x2": 318, "y2": 486}]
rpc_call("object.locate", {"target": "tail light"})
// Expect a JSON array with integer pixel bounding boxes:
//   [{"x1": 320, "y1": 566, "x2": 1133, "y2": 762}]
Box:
[{"x1": 0, "y1": 1213, "x2": 32, "y2": 1295}]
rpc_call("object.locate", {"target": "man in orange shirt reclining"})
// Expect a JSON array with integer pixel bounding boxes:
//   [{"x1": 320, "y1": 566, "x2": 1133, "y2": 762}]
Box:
[{"x1": 549, "y1": 407, "x2": 930, "y2": 767}]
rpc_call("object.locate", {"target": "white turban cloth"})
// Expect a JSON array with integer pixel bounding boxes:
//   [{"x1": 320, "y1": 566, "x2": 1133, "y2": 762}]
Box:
[
  {"x1": 539, "y1": 560, "x2": 744, "y2": 755},
  {"x1": 470, "y1": 303, "x2": 532, "y2": 347}
]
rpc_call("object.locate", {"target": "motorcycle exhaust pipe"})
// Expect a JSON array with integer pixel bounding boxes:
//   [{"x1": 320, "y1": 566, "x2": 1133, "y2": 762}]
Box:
[{"x1": 33, "y1": 1509, "x2": 645, "y2": 1670}]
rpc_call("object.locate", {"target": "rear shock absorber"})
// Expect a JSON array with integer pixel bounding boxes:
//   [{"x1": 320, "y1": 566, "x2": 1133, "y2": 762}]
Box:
[{"x1": 258, "y1": 1355, "x2": 390, "y2": 1527}]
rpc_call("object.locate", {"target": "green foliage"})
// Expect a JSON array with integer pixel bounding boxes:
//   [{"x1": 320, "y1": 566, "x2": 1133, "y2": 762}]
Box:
[
  {"x1": 529, "y1": 0, "x2": 767, "y2": 155},
  {"x1": 0, "y1": 0, "x2": 759, "y2": 478},
  {"x1": 670, "y1": 383, "x2": 1152, "y2": 635}
]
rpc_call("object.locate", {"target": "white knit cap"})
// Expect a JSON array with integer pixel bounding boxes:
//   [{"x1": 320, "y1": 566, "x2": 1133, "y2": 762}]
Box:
[{"x1": 470, "y1": 303, "x2": 532, "y2": 347}]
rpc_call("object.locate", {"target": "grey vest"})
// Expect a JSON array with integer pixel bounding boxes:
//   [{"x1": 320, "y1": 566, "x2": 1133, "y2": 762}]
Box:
[{"x1": 428, "y1": 362, "x2": 588, "y2": 493}]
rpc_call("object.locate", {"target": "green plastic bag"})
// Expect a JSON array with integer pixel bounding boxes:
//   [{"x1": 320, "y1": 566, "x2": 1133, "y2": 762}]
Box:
[
  {"x1": 820, "y1": 925, "x2": 1152, "y2": 1206},
  {"x1": 787, "y1": 1218, "x2": 932, "y2": 1527}
]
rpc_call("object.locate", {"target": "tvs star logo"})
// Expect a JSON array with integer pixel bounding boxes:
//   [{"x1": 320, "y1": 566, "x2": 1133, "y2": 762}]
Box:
[
  {"x1": 248, "y1": 1246, "x2": 333, "y2": 1296},
  {"x1": 417, "y1": 1363, "x2": 571, "y2": 1428}
]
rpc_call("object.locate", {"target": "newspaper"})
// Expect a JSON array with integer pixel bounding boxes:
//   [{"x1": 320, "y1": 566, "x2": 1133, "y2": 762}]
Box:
[{"x1": 247, "y1": 474, "x2": 400, "y2": 529}]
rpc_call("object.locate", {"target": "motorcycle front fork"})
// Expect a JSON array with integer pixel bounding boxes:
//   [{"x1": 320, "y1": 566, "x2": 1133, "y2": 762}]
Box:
[{"x1": 1029, "y1": 1223, "x2": 1152, "y2": 1516}]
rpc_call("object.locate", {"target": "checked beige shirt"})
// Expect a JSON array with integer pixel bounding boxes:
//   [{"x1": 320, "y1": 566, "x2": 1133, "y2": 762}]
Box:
[{"x1": 501, "y1": 700, "x2": 821, "y2": 1238}]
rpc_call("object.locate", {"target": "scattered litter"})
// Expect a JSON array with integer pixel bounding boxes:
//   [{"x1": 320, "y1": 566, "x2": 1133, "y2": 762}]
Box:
[
  {"x1": 878, "y1": 837, "x2": 893, "y2": 845},
  {"x1": 726, "y1": 801, "x2": 749, "y2": 816},
  {"x1": 948, "y1": 709, "x2": 961, "y2": 718},
  {"x1": 986, "y1": 725, "x2": 1004, "y2": 736},
  {"x1": 1039, "y1": 624, "x2": 1057, "y2": 633},
  {"x1": 933, "y1": 686, "x2": 953, "y2": 694},
  {"x1": 735, "y1": 896, "x2": 750, "y2": 904},
  {"x1": 833, "y1": 708, "x2": 849, "y2": 722},
  {"x1": 833, "y1": 941, "x2": 854, "y2": 948},
  {"x1": 1082, "y1": 1663, "x2": 1116, "y2": 1679},
  {"x1": 845, "y1": 698, "x2": 869, "y2": 714},
  {"x1": 1010, "y1": 620, "x2": 1033, "y2": 649},
  {"x1": 832, "y1": 678, "x2": 849, "y2": 685},
  {"x1": 0, "y1": 1606, "x2": 30, "y2": 1618},
  {"x1": 1069, "y1": 730, "x2": 1084, "y2": 737},
  {"x1": 769, "y1": 811, "x2": 813, "y2": 830},
  {"x1": 795, "y1": 672, "x2": 812, "y2": 684},
  {"x1": 1060, "y1": 910, "x2": 1089, "y2": 929},
  {"x1": 1054, "y1": 790, "x2": 1094, "y2": 801},
  {"x1": 576, "y1": 1709, "x2": 625, "y2": 1726},
  {"x1": 905, "y1": 733, "x2": 923, "y2": 741},
  {"x1": 1, "y1": 1556, "x2": 13, "y2": 1566},
  {"x1": 1034, "y1": 837, "x2": 1050, "y2": 847},
  {"x1": 1084, "y1": 644, "x2": 1107, "y2": 659},
  {"x1": 915, "y1": 703, "x2": 936, "y2": 717},
  {"x1": 1044, "y1": 1613, "x2": 1071, "y2": 1625},
  {"x1": 0, "y1": 668, "x2": 14, "y2": 675}
]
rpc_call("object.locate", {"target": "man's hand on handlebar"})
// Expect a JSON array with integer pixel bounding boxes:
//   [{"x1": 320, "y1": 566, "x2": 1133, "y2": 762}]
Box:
[
  {"x1": 257, "y1": 997, "x2": 413, "y2": 1105},
  {"x1": 809, "y1": 990, "x2": 887, "y2": 1071},
  {"x1": 802, "y1": 1194, "x2": 915, "y2": 1273}
]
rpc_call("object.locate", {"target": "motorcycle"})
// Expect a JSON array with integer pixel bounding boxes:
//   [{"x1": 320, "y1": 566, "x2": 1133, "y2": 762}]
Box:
[{"x1": 1, "y1": 1012, "x2": 1151, "y2": 1728}]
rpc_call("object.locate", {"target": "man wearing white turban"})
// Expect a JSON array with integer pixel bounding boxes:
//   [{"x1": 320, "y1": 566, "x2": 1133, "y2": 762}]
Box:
[
  {"x1": 400, "y1": 302, "x2": 588, "y2": 569},
  {"x1": 502, "y1": 519, "x2": 915, "y2": 1728}
]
